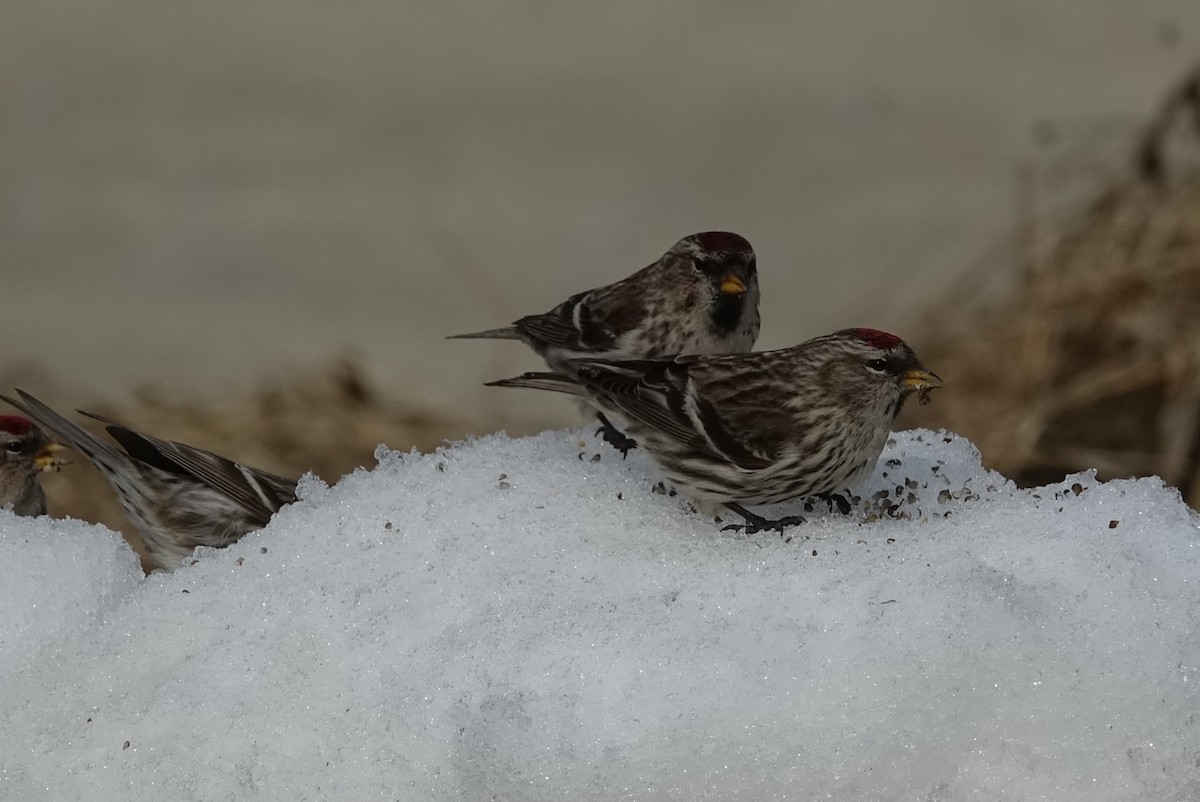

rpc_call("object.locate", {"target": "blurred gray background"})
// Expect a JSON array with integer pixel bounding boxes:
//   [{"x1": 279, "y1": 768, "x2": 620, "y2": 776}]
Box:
[{"x1": 3, "y1": 0, "x2": 1199, "y2": 429}]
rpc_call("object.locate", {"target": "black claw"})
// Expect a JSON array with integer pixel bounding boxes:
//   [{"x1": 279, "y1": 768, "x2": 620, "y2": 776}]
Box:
[
  {"x1": 595, "y1": 413, "x2": 638, "y2": 458},
  {"x1": 722, "y1": 503, "x2": 806, "y2": 537}
]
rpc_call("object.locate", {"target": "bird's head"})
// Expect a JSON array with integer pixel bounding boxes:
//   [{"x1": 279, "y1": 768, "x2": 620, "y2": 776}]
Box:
[
  {"x1": 0, "y1": 415, "x2": 63, "y2": 473},
  {"x1": 669, "y1": 231, "x2": 758, "y2": 333},
  {"x1": 819, "y1": 328, "x2": 942, "y2": 417}
]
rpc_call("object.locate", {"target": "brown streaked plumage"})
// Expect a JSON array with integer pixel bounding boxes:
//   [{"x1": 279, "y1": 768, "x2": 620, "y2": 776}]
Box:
[
  {"x1": 451, "y1": 232, "x2": 760, "y2": 370},
  {"x1": 1, "y1": 390, "x2": 297, "y2": 571},
  {"x1": 487, "y1": 328, "x2": 941, "y2": 535},
  {"x1": 455, "y1": 231, "x2": 761, "y2": 452}
]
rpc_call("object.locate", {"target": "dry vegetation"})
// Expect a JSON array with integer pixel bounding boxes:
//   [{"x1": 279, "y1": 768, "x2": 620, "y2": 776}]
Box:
[{"x1": 904, "y1": 64, "x2": 1200, "y2": 506}]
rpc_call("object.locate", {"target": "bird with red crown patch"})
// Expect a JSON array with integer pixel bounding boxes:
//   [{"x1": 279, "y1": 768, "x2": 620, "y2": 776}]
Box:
[
  {"x1": 487, "y1": 328, "x2": 941, "y2": 535},
  {"x1": 451, "y1": 231, "x2": 760, "y2": 453}
]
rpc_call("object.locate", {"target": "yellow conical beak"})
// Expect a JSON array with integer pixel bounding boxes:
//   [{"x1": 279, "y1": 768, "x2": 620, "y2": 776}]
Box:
[
  {"x1": 34, "y1": 443, "x2": 67, "y2": 472},
  {"x1": 719, "y1": 274, "x2": 747, "y2": 296},
  {"x1": 903, "y1": 368, "x2": 942, "y2": 404},
  {"x1": 902, "y1": 368, "x2": 942, "y2": 392}
]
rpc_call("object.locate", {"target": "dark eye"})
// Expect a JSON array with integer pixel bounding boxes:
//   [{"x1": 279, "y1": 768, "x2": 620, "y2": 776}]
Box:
[
  {"x1": 3, "y1": 441, "x2": 21, "y2": 453},
  {"x1": 866, "y1": 358, "x2": 888, "y2": 372}
]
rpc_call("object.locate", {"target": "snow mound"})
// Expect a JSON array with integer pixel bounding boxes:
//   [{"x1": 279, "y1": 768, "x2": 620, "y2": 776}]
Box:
[
  {"x1": 0, "y1": 428, "x2": 1197, "y2": 801},
  {"x1": 0, "y1": 514, "x2": 141, "y2": 677}
]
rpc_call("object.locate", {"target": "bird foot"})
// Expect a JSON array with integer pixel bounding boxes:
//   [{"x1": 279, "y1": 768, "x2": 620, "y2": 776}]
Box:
[
  {"x1": 595, "y1": 413, "x2": 637, "y2": 458},
  {"x1": 721, "y1": 503, "x2": 806, "y2": 539}
]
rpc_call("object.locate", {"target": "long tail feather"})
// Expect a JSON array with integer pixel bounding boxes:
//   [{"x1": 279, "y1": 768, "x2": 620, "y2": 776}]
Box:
[
  {"x1": 484, "y1": 372, "x2": 589, "y2": 398},
  {"x1": 447, "y1": 327, "x2": 521, "y2": 341}
]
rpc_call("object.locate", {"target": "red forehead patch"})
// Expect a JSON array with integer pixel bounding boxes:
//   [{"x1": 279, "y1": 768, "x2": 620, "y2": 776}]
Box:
[
  {"x1": 693, "y1": 231, "x2": 752, "y2": 254},
  {"x1": 0, "y1": 415, "x2": 35, "y2": 436},
  {"x1": 853, "y1": 328, "x2": 904, "y2": 349}
]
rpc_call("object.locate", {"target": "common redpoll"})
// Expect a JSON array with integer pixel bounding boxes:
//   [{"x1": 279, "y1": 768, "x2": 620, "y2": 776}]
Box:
[
  {"x1": 487, "y1": 328, "x2": 941, "y2": 534},
  {"x1": 452, "y1": 231, "x2": 761, "y2": 453},
  {"x1": 0, "y1": 415, "x2": 60, "y2": 517},
  {"x1": 1, "y1": 390, "x2": 298, "y2": 571}
]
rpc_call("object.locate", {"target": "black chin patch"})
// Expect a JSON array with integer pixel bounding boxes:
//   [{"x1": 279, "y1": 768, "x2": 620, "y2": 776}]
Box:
[{"x1": 709, "y1": 293, "x2": 744, "y2": 335}]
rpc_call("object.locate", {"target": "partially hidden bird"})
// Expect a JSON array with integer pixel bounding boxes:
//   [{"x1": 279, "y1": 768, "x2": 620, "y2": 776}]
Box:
[
  {"x1": 0, "y1": 414, "x2": 62, "y2": 517},
  {"x1": 452, "y1": 231, "x2": 760, "y2": 453},
  {"x1": 1, "y1": 390, "x2": 298, "y2": 571}
]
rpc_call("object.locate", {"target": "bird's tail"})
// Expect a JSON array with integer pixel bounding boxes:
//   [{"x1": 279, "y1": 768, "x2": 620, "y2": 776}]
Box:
[
  {"x1": 484, "y1": 372, "x2": 589, "y2": 398},
  {"x1": 0, "y1": 390, "x2": 128, "y2": 474},
  {"x1": 447, "y1": 326, "x2": 521, "y2": 341}
]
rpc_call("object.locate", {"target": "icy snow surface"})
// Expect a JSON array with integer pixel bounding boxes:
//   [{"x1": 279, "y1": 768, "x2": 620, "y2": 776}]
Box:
[{"x1": 1, "y1": 429, "x2": 1198, "y2": 801}]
